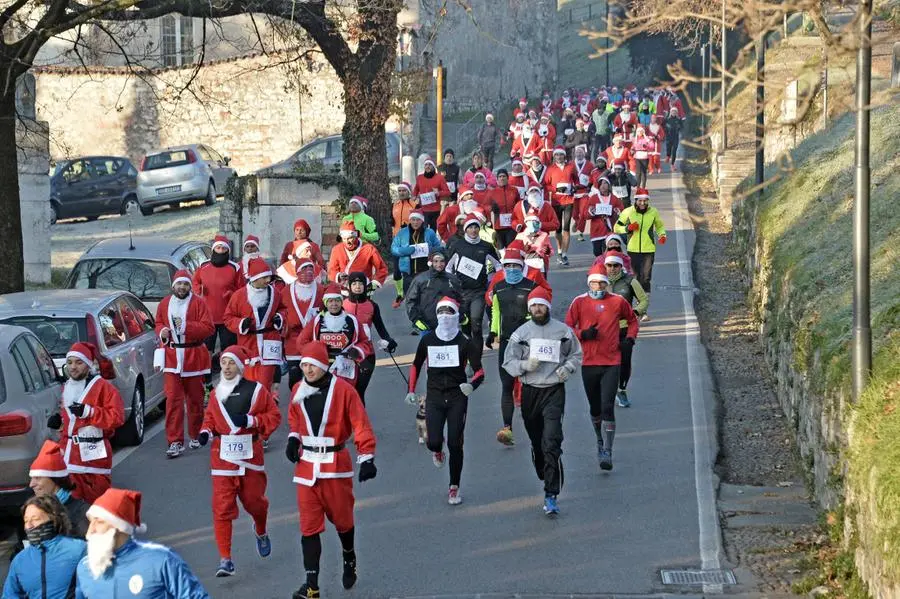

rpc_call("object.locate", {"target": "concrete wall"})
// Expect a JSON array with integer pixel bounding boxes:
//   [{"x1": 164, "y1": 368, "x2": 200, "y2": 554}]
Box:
[{"x1": 17, "y1": 119, "x2": 51, "y2": 285}]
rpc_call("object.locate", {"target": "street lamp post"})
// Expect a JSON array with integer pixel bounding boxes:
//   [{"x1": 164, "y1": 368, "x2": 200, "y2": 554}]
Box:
[
  {"x1": 606, "y1": 0, "x2": 611, "y2": 87},
  {"x1": 721, "y1": 0, "x2": 728, "y2": 149}
]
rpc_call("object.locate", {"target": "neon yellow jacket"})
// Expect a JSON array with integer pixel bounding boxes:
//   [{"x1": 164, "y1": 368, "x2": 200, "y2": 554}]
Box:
[
  {"x1": 342, "y1": 212, "x2": 379, "y2": 243},
  {"x1": 614, "y1": 206, "x2": 666, "y2": 253}
]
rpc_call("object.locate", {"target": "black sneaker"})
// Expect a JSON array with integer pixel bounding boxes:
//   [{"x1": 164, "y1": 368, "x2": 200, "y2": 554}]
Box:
[
  {"x1": 342, "y1": 553, "x2": 357, "y2": 589},
  {"x1": 293, "y1": 584, "x2": 319, "y2": 599}
]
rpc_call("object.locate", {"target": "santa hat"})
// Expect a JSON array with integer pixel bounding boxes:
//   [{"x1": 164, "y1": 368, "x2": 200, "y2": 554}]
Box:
[
  {"x1": 596, "y1": 176, "x2": 611, "y2": 187},
  {"x1": 606, "y1": 233, "x2": 624, "y2": 247},
  {"x1": 485, "y1": 113, "x2": 494, "y2": 121},
  {"x1": 527, "y1": 287, "x2": 552, "y2": 309},
  {"x1": 246, "y1": 258, "x2": 272, "y2": 282},
  {"x1": 219, "y1": 345, "x2": 249, "y2": 373},
  {"x1": 408, "y1": 211, "x2": 424, "y2": 221},
  {"x1": 473, "y1": 171, "x2": 486, "y2": 180},
  {"x1": 501, "y1": 245, "x2": 525, "y2": 266},
  {"x1": 519, "y1": 97, "x2": 527, "y2": 106},
  {"x1": 423, "y1": 155, "x2": 436, "y2": 169},
  {"x1": 436, "y1": 296, "x2": 459, "y2": 314},
  {"x1": 295, "y1": 259, "x2": 315, "y2": 273},
  {"x1": 212, "y1": 235, "x2": 230, "y2": 252},
  {"x1": 457, "y1": 187, "x2": 474, "y2": 200},
  {"x1": 397, "y1": 182, "x2": 411, "y2": 194},
  {"x1": 29, "y1": 440, "x2": 68, "y2": 478},
  {"x1": 243, "y1": 235, "x2": 260, "y2": 249},
  {"x1": 588, "y1": 264, "x2": 609, "y2": 285},
  {"x1": 171, "y1": 269, "x2": 192, "y2": 288},
  {"x1": 604, "y1": 253, "x2": 625, "y2": 267},
  {"x1": 524, "y1": 211, "x2": 541, "y2": 223},
  {"x1": 505, "y1": 239, "x2": 526, "y2": 254},
  {"x1": 322, "y1": 283, "x2": 343, "y2": 302},
  {"x1": 613, "y1": 160, "x2": 626, "y2": 170},
  {"x1": 463, "y1": 211, "x2": 484, "y2": 230},
  {"x1": 66, "y1": 342, "x2": 97, "y2": 369},
  {"x1": 300, "y1": 341, "x2": 331, "y2": 372},
  {"x1": 574, "y1": 144, "x2": 588, "y2": 155},
  {"x1": 339, "y1": 221, "x2": 359, "y2": 239},
  {"x1": 636, "y1": 126, "x2": 645, "y2": 135},
  {"x1": 612, "y1": 133, "x2": 624, "y2": 142},
  {"x1": 87, "y1": 488, "x2": 147, "y2": 535},
  {"x1": 349, "y1": 196, "x2": 368, "y2": 211},
  {"x1": 527, "y1": 184, "x2": 544, "y2": 194},
  {"x1": 540, "y1": 112, "x2": 551, "y2": 121},
  {"x1": 515, "y1": 111, "x2": 526, "y2": 121},
  {"x1": 553, "y1": 146, "x2": 566, "y2": 156},
  {"x1": 621, "y1": 102, "x2": 632, "y2": 110},
  {"x1": 512, "y1": 159, "x2": 523, "y2": 167},
  {"x1": 634, "y1": 188, "x2": 650, "y2": 200},
  {"x1": 293, "y1": 219, "x2": 311, "y2": 234}
]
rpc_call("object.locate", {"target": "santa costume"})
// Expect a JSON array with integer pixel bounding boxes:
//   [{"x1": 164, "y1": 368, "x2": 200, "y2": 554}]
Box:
[
  {"x1": 282, "y1": 261, "x2": 326, "y2": 363},
  {"x1": 236, "y1": 234, "x2": 263, "y2": 281},
  {"x1": 411, "y1": 156, "x2": 452, "y2": 226},
  {"x1": 646, "y1": 116, "x2": 667, "y2": 174},
  {"x1": 279, "y1": 218, "x2": 326, "y2": 274},
  {"x1": 575, "y1": 179, "x2": 625, "y2": 256},
  {"x1": 515, "y1": 213, "x2": 554, "y2": 273},
  {"x1": 544, "y1": 147, "x2": 577, "y2": 210},
  {"x1": 511, "y1": 185, "x2": 560, "y2": 234},
  {"x1": 326, "y1": 222, "x2": 389, "y2": 291},
  {"x1": 192, "y1": 235, "x2": 241, "y2": 367},
  {"x1": 52, "y1": 342, "x2": 125, "y2": 503}
]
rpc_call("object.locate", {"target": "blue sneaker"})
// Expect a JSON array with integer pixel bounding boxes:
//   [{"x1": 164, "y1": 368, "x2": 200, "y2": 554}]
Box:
[
  {"x1": 616, "y1": 389, "x2": 631, "y2": 408},
  {"x1": 216, "y1": 559, "x2": 235, "y2": 577},
  {"x1": 543, "y1": 495, "x2": 560, "y2": 516},
  {"x1": 255, "y1": 532, "x2": 271, "y2": 558},
  {"x1": 599, "y1": 449, "x2": 613, "y2": 471}
]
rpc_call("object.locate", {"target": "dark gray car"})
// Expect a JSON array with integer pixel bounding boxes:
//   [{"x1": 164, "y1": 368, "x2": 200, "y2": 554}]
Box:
[{"x1": 50, "y1": 156, "x2": 139, "y2": 224}]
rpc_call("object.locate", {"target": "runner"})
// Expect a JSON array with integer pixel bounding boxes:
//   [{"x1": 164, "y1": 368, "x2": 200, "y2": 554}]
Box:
[
  {"x1": 437, "y1": 149, "x2": 460, "y2": 203},
  {"x1": 445, "y1": 213, "x2": 501, "y2": 344},
  {"x1": 193, "y1": 235, "x2": 241, "y2": 377},
  {"x1": 489, "y1": 168, "x2": 521, "y2": 249},
  {"x1": 405, "y1": 248, "x2": 463, "y2": 335},
  {"x1": 511, "y1": 184, "x2": 560, "y2": 235},
  {"x1": 502, "y1": 287, "x2": 582, "y2": 516},
  {"x1": 282, "y1": 261, "x2": 326, "y2": 389},
  {"x1": 342, "y1": 196, "x2": 379, "y2": 243},
  {"x1": 614, "y1": 187, "x2": 667, "y2": 320},
  {"x1": 515, "y1": 212, "x2": 553, "y2": 274},
  {"x1": 326, "y1": 222, "x2": 389, "y2": 292},
  {"x1": 390, "y1": 209, "x2": 442, "y2": 301},
  {"x1": 602, "y1": 253, "x2": 648, "y2": 408},
  {"x1": 412, "y1": 156, "x2": 452, "y2": 232},
  {"x1": 343, "y1": 272, "x2": 398, "y2": 404},
  {"x1": 405, "y1": 297, "x2": 485, "y2": 505},
  {"x1": 595, "y1": 233, "x2": 633, "y2": 274},
  {"x1": 545, "y1": 146, "x2": 577, "y2": 267},
  {"x1": 436, "y1": 187, "x2": 476, "y2": 243},
  {"x1": 565, "y1": 265, "x2": 638, "y2": 471},
  {"x1": 198, "y1": 345, "x2": 281, "y2": 577},
  {"x1": 390, "y1": 182, "x2": 419, "y2": 307},
  {"x1": 608, "y1": 160, "x2": 634, "y2": 208},
  {"x1": 570, "y1": 144, "x2": 595, "y2": 242},
  {"x1": 574, "y1": 177, "x2": 624, "y2": 257},
  {"x1": 286, "y1": 342, "x2": 377, "y2": 599}
]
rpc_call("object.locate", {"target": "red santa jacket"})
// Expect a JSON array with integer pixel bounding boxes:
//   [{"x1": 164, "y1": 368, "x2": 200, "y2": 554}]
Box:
[
  {"x1": 565, "y1": 292, "x2": 638, "y2": 366},
  {"x1": 613, "y1": 112, "x2": 639, "y2": 141},
  {"x1": 510, "y1": 199, "x2": 559, "y2": 234},
  {"x1": 485, "y1": 265, "x2": 552, "y2": 305},
  {"x1": 326, "y1": 241, "x2": 389, "y2": 287},
  {"x1": 605, "y1": 145, "x2": 632, "y2": 168},
  {"x1": 281, "y1": 281, "x2": 326, "y2": 361},
  {"x1": 297, "y1": 311, "x2": 371, "y2": 384},
  {"x1": 192, "y1": 260, "x2": 241, "y2": 324},
  {"x1": 59, "y1": 377, "x2": 125, "y2": 476},
  {"x1": 154, "y1": 294, "x2": 215, "y2": 377},
  {"x1": 646, "y1": 122, "x2": 666, "y2": 154},
  {"x1": 545, "y1": 162, "x2": 578, "y2": 207},
  {"x1": 575, "y1": 191, "x2": 625, "y2": 241},
  {"x1": 411, "y1": 173, "x2": 452, "y2": 214},
  {"x1": 535, "y1": 131, "x2": 556, "y2": 165},
  {"x1": 201, "y1": 377, "x2": 281, "y2": 476},
  {"x1": 287, "y1": 375, "x2": 376, "y2": 486},
  {"x1": 524, "y1": 166, "x2": 550, "y2": 201},
  {"x1": 509, "y1": 134, "x2": 542, "y2": 160},
  {"x1": 489, "y1": 185, "x2": 520, "y2": 231},
  {"x1": 223, "y1": 285, "x2": 286, "y2": 366},
  {"x1": 436, "y1": 204, "x2": 463, "y2": 242},
  {"x1": 571, "y1": 159, "x2": 595, "y2": 199}
]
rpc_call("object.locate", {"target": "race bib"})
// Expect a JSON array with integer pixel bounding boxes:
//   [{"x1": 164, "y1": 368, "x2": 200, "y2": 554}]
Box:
[
  {"x1": 447, "y1": 182, "x2": 457, "y2": 193},
  {"x1": 330, "y1": 355, "x2": 357, "y2": 380},
  {"x1": 220, "y1": 434, "x2": 253, "y2": 461},
  {"x1": 411, "y1": 243, "x2": 430, "y2": 259},
  {"x1": 300, "y1": 436, "x2": 336, "y2": 464},
  {"x1": 579, "y1": 174, "x2": 590, "y2": 186},
  {"x1": 428, "y1": 345, "x2": 460, "y2": 368},
  {"x1": 634, "y1": 151, "x2": 649, "y2": 160},
  {"x1": 529, "y1": 338, "x2": 561, "y2": 363},
  {"x1": 420, "y1": 191, "x2": 437, "y2": 206},
  {"x1": 498, "y1": 213, "x2": 513, "y2": 227},
  {"x1": 525, "y1": 257, "x2": 546, "y2": 271},
  {"x1": 261, "y1": 339, "x2": 282, "y2": 361},
  {"x1": 456, "y1": 256, "x2": 483, "y2": 280},
  {"x1": 320, "y1": 332, "x2": 347, "y2": 350},
  {"x1": 78, "y1": 440, "x2": 107, "y2": 462},
  {"x1": 595, "y1": 203, "x2": 613, "y2": 216},
  {"x1": 612, "y1": 185, "x2": 628, "y2": 198}
]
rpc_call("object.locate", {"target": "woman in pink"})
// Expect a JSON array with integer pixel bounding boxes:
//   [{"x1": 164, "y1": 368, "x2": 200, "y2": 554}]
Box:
[
  {"x1": 631, "y1": 127, "x2": 655, "y2": 188},
  {"x1": 593, "y1": 234, "x2": 632, "y2": 274},
  {"x1": 515, "y1": 212, "x2": 554, "y2": 274}
]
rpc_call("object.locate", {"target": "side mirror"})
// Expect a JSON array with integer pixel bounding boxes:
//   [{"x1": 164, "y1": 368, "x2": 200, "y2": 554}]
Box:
[
  {"x1": 97, "y1": 355, "x2": 117, "y2": 380},
  {"x1": 223, "y1": 156, "x2": 231, "y2": 166}
]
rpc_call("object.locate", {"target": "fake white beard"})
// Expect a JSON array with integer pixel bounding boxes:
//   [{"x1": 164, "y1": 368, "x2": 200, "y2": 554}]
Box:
[
  {"x1": 538, "y1": 125, "x2": 548, "y2": 136},
  {"x1": 216, "y1": 374, "x2": 242, "y2": 402},
  {"x1": 435, "y1": 314, "x2": 459, "y2": 342},
  {"x1": 63, "y1": 378, "x2": 87, "y2": 408},
  {"x1": 294, "y1": 281, "x2": 314, "y2": 302},
  {"x1": 323, "y1": 312, "x2": 345, "y2": 331},
  {"x1": 247, "y1": 284, "x2": 270, "y2": 310},
  {"x1": 86, "y1": 527, "x2": 118, "y2": 579},
  {"x1": 293, "y1": 378, "x2": 322, "y2": 403},
  {"x1": 242, "y1": 252, "x2": 260, "y2": 272},
  {"x1": 474, "y1": 182, "x2": 486, "y2": 191}
]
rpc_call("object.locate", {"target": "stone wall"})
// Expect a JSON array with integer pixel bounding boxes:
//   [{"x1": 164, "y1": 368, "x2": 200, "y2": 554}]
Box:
[{"x1": 17, "y1": 119, "x2": 52, "y2": 285}]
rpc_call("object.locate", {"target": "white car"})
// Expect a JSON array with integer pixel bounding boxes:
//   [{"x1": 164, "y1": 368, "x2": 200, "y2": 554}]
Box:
[{"x1": 135, "y1": 144, "x2": 235, "y2": 216}]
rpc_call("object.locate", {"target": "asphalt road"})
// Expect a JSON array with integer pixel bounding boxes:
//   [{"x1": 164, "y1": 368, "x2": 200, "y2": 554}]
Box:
[{"x1": 7, "y1": 167, "x2": 726, "y2": 598}]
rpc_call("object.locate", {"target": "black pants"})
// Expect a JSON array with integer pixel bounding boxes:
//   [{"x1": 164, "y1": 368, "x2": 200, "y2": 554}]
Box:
[
  {"x1": 498, "y1": 338, "x2": 516, "y2": 427},
  {"x1": 460, "y1": 287, "x2": 487, "y2": 343},
  {"x1": 393, "y1": 256, "x2": 402, "y2": 283},
  {"x1": 287, "y1": 360, "x2": 302, "y2": 390},
  {"x1": 581, "y1": 365, "x2": 619, "y2": 421},
  {"x1": 636, "y1": 159, "x2": 649, "y2": 188},
  {"x1": 591, "y1": 239, "x2": 607, "y2": 257},
  {"x1": 629, "y1": 251, "x2": 655, "y2": 292},
  {"x1": 423, "y1": 211, "x2": 439, "y2": 232},
  {"x1": 496, "y1": 228, "x2": 517, "y2": 249},
  {"x1": 520, "y1": 383, "x2": 565, "y2": 496},
  {"x1": 667, "y1": 135, "x2": 680, "y2": 163},
  {"x1": 481, "y1": 146, "x2": 495, "y2": 170},
  {"x1": 205, "y1": 324, "x2": 237, "y2": 372},
  {"x1": 618, "y1": 329, "x2": 633, "y2": 389},
  {"x1": 425, "y1": 388, "x2": 468, "y2": 487},
  {"x1": 356, "y1": 354, "x2": 376, "y2": 404},
  {"x1": 592, "y1": 134, "x2": 609, "y2": 162}
]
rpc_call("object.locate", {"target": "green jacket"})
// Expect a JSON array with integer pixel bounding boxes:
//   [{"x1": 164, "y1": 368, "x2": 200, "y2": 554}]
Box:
[
  {"x1": 609, "y1": 272, "x2": 649, "y2": 325},
  {"x1": 342, "y1": 212, "x2": 379, "y2": 243},
  {"x1": 614, "y1": 206, "x2": 666, "y2": 254}
]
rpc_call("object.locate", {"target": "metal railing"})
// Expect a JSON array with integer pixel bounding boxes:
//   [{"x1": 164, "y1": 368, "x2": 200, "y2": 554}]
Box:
[{"x1": 564, "y1": 1, "x2": 606, "y2": 24}]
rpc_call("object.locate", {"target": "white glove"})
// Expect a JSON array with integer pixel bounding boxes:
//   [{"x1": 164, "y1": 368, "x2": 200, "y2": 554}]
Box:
[
  {"x1": 377, "y1": 339, "x2": 390, "y2": 351},
  {"x1": 459, "y1": 383, "x2": 474, "y2": 396},
  {"x1": 522, "y1": 357, "x2": 540, "y2": 373},
  {"x1": 555, "y1": 366, "x2": 571, "y2": 382},
  {"x1": 370, "y1": 280, "x2": 382, "y2": 290},
  {"x1": 405, "y1": 392, "x2": 418, "y2": 406}
]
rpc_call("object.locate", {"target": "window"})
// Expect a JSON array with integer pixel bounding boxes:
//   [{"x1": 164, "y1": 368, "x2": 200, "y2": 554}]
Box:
[
  {"x1": 88, "y1": 158, "x2": 123, "y2": 178},
  {"x1": 68, "y1": 259, "x2": 175, "y2": 302},
  {"x1": 143, "y1": 150, "x2": 194, "y2": 170},
  {"x1": 326, "y1": 139, "x2": 344, "y2": 160},
  {"x1": 25, "y1": 336, "x2": 58, "y2": 387},
  {"x1": 181, "y1": 247, "x2": 208, "y2": 272},
  {"x1": 11, "y1": 337, "x2": 46, "y2": 392},
  {"x1": 0, "y1": 316, "x2": 86, "y2": 358},
  {"x1": 297, "y1": 142, "x2": 326, "y2": 162},
  {"x1": 98, "y1": 301, "x2": 127, "y2": 348},
  {"x1": 206, "y1": 146, "x2": 225, "y2": 164},
  {"x1": 124, "y1": 297, "x2": 156, "y2": 333},
  {"x1": 160, "y1": 15, "x2": 194, "y2": 67},
  {"x1": 61, "y1": 160, "x2": 92, "y2": 184}
]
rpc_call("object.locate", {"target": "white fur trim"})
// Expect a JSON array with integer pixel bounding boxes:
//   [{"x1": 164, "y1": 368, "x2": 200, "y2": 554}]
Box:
[
  {"x1": 29, "y1": 468, "x2": 69, "y2": 477},
  {"x1": 65, "y1": 351, "x2": 93, "y2": 367},
  {"x1": 604, "y1": 255, "x2": 624, "y2": 266},
  {"x1": 436, "y1": 299, "x2": 459, "y2": 313},
  {"x1": 249, "y1": 269, "x2": 273, "y2": 282},
  {"x1": 588, "y1": 273, "x2": 610, "y2": 284},
  {"x1": 219, "y1": 352, "x2": 245, "y2": 373},
  {"x1": 356, "y1": 453, "x2": 374, "y2": 464},
  {"x1": 212, "y1": 240, "x2": 230, "y2": 250},
  {"x1": 86, "y1": 505, "x2": 146, "y2": 535},
  {"x1": 172, "y1": 276, "x2": 191, "y2": 287},
  {"x1": 408, "y1": 211, "x2": 424, "y2": 221},
  {"x1": 300, "y1": 357, "x2": 330, "y2": 372},
  {"x1": 528, "y1": 298, "x2": 551, "y2": 309}
]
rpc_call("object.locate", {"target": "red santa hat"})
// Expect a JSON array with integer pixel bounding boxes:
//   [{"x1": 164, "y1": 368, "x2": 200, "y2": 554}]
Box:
[
  {"x1": 540, "y1": 112, "x2": 551, "y2": 122},
  {"x1": 300, "y1": 341, "x2": 331, "y2": 372},
  {"x1": 621, "y1": 102, "x2": 632, "y2": 110},
  {"x1": 612, "y1": 133, "x2": 624, "y2": 142},
  {"x1": 511, "y1": 159, "x2": 523, "y2": 167},
  {"x1": 588, "y1": 264, "x2": 609, "y2": 285},
  {"x1": 87, "y1": 488, "x2": 147, "y2": 535},
  {"x1": 66, "y1": 342, "x2": 97, "y2": 369},
  {"x1": 634, "y1": 187, "x2": 650, "y2": 200},
  {"x1": 505, "y1": 239, "x2": 526, "y2": 254},
  {"x1": 552, "y1": 146, "x2": 566, "y2": 156},
  {"x1": 527, "y1": 286, "x2": 552, "y2": 309},
  {"x1": 519, "y1": 97, "x2": 527, "y2": 106},
  {"x1": 463, "y1": 211, "x2": 484, "y2": 230},
  {"x1": 212, "y1": 235, "x2": 230, "y2": 252},
  {"x1": 501, "y1": 245, "x2": 525, "y2": 266},
  {"x1": 473, "y1": 171, "x2": 486, "y2": 180},
  {"x1": 171, "y1": 269, "x2": 192, "y2": 288},
  {"x1": 436, "y1": 296, "x2": 459, "y2": 314},
  {"x1": 243, "y1": 235, "x2": 260, "y2": 249},
  {"x1": 293, "y1": 219, "x2": 311, "y2": 234},
  {"x1": 604, "y1": 253, "x2": 625, "y2": 267},
  {"x1": 457, "y1": 187, "x2": 474, "y2": 200},
  {"x1": 613, "y1": 160, "x2": 626, "y2": 170},
  {"x1": 29, "y1": 440, "x2": 68, "y2": 478},
  {"x1": 246, "y1": 258, "x2": 272, "y2": 282},
  {"x1": 408, "y1": 210, "x2": 425, "y2": 222},
  {"x1": 348, "y1": 196, "x2": 368, "y2": 211},
  {"x1": 397, "y1": 182, "x2": 411, "y2": 194},
  {"x1": 339, "y1": 221, "x2": 359, "y2": 239},
  {"x1": 527, "y1": 184, "x2": 544, "y2": 194},
  {"x1": 514, "y1": 111, "x2": 526, "y2": 121},
  {"x1": 219, "y1": 345, "x2": 249, "y2": 373},
  {"x1": 423, "y1": 155, "x2": 436, "y2": 169},
  {"x1": 323, "y1": 283, "x2": 343, "y2": 302}
]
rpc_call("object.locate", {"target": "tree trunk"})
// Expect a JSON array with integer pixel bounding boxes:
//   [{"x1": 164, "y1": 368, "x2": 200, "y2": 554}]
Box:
[{"x1": 0, "y1": 90, "x2": 25, "y2": 294}]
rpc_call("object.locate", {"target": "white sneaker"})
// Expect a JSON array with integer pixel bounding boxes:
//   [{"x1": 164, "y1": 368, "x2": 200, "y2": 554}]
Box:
[
  {"x1": 448, "y1": 485, "x2": 462, "y2": 505},
  {"x1": 432, "y1": 451, "x2": 445, "y2": 468},
  {"x1": 166, "y1": 442, "x2": 184, "y2": 459},
  {"x1": 188, "y1": 439, "x2": 201, "y2": 450},
  {"x1": 641, "y1": 313, "x2": 651, "y2": 322}
]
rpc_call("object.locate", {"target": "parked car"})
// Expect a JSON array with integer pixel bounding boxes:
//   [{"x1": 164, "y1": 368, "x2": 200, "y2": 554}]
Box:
[
  {"x1": 49, "y1": 156, "x2": 139, "y2": 224},
  {"x1": 259, "y1": 132, "x2": 401, "y2": 180},
  {"x1": 135, "y1": 144, "x2": 236, "y2": 216},
  {"x1": 63, "y1": 237, "x2": 212, "y2": 314},
  {"x1": 0, "y1": 324, "x2": 64, "y2": 509},
  {"x1": 0, "y1": 290, "x2": 166, "y2": 449}
]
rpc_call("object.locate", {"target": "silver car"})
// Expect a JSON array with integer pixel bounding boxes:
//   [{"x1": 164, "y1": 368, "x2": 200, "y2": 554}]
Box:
[
  {"x1": 0, "y1": 324, "x2": 64, "y2": 508},
  {"x1": 259, "y1": 132, "x2": 401, "y2": 181},
  {"x1": 135, "y1": 144, "x2": 236, "y2": 216},
  {"x1": 0, "y1": 290, "x2": 166, "y2": 450}
]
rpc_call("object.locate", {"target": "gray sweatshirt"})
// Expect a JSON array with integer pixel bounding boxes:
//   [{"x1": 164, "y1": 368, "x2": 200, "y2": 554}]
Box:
[{"x1": 502, "y1": 318, "x2": 583, "y2": 388}]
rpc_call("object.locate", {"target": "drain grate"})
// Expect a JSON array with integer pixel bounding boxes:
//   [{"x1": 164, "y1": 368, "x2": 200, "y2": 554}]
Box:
[{"x1": 660, "y1": 569, "x2": 737, "y2": 585}]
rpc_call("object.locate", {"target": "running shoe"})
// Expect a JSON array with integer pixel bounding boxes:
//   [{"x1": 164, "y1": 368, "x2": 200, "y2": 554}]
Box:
[
  {"x1": 432, "y1": 451, "x2": 445, "y2": 468},
  {"x1": 556, "y1": 256, "x2": 565, "y2": 266},
  {"x1": 561, "y1": 255, "x2": 570, "y2": 267},
  {"x1": 641, "y1": 313, "x2": 651, "y2": 322},
  {"x1": 342, "y1": 552, "x2": 357, "y2": 589},
  {"x1": 616, "y1": 389, "x2": 631, "y2": 408},
  {"x1": 255, "y1": 532, "x2": 271, "y2": 558},
  {"x1": 216, "y1": 559, "x2": 235, "y2": 577},
  {"x1": 496, "y1": 427, "x2": 515, "y2": 446},
  {"x1": 262, "y1": 439, "x2": 270, "y2": 451},
  {"x1": 188, "y1": 439, "x2": 201, "y2": 450},
  {"x1": 576, "y1": 232, "x2": 585, "y2": 242},
  {"x1": 293, "y1": 584, "x2": 319, "y2": 599},
  {"x1": 392, "y1": 295, "x2": 403, "y2": 309},
  {"x1": 448, "y1": 485, "x2": 462, "y2": 505},
  {"x1": 599, "y1": 448, "x2": 613, "y2": 471},
  {"x1": 543, "y1": 495, "x2": 560, "y2": 516},
  {"x1": 166, "y1": 442, "x2": 184, "y2": 459}
]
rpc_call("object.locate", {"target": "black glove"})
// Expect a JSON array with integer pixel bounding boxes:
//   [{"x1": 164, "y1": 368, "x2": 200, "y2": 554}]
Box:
[
  {"x1": 343, "y1": 347, "x2": 362, "y2": 361},
  {"x1": 386, "y1": 339, "x2": 398, "y2": 353},
  {"x1": 285, "y1": 437, "x2": 300, "y2": 463},
  {"x1": 239, "y1": 318, "x2": 253, "y2": 335},
  {"x1": 69, "y1": 403, "x2": 86, "y2": 418},
  {"x1": 231, "y1": 413, "x2": 248, "y2": 428},
  {"x1": 198, "y1": 431, "x2": 210, "y2": 446},
  {"x1": 47, "y1": 413, "x2": 62, "y2": 430},
  {"x1": 272, "y1": 313, "x2": 284, "y2": 331},
  {"x1": 621, "y1": 337, "x2": 636, "y2": 350},
  {"x1": 358, "y1": 459, "x2": 377, "y2": 482},
  {"x1": 580, "y1": 325, "x2": 599, "y2": 341},
  {"x1": 485, "y1": 332, "x2": 496, "y2": 349}
]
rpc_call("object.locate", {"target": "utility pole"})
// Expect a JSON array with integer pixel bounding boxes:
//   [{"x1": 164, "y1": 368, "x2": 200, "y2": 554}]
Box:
[
  {"x1": 755, "y1": 26, "x2": 765, "y2": 200},
  {"x1": 605, "y1": 0, "x2": 611, "y2": 87},
  {"x1": 721, "y1": 0, "x2": 728, "y2": 149},
  {"x1": 852, "y1": 0, "x2": 873, "y2": 400},
  {"x1": 701, "y1": 43, "x2": 707, "y2": 134},
  {"x1": 435, "y1": 60, "x2": 444, "y2": 165}
]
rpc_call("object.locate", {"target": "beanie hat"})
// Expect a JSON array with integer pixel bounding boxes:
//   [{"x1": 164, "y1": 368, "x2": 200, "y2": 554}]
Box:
[
  {"x1": 397, "y1": 182, "x2": 411, "y2": 194},
  {"x1": 87, "y1": 488, "x2": 147, "y2": 535},
  {"x1": 243, "y1": 235, "x2": 260, "y2": 249},
  {"x1": 444, "y1": 148, "x2": 455, "y2": 157},
  {"x1": 634, "y1": 187, "x2": 650, "y2": 200},
  {"x1": 219, "y1": 345, "x2": 249, "y2": 373},
  {"x1": 246, "y1": 258, "x2": 272, "y2": 282},
  {"x1": 29, "y1": 440, "x2": 68, "y2": 478},
  {"x1": 293, "y1": 219, "x2": 310, "y2": 234},
  {"x1": 527, "y1": 287, "x2": 551, "y2": 309},
  {"x1": 423, "y1": 155, "x2": 436, "y2": 168},
  {"x1": 322, "y1": 283, "x2": 343, "y2": 302},
  {"x1": 348, "y1": 196, "x2": 368, "y2": 211},
  {"x1": 300, "y1": 341, "x2": 331, "y2": 372}
]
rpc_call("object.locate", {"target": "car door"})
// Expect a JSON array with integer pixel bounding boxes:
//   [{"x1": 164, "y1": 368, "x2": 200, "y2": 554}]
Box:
[
  {"x1": 200, "y1": 145, "x2": 232, "y2": 194},
  {"x1": 10, "y1": 335, "x2": 60, "y2": 445},
  {"x1": 57, "y1": 159, "x2": 98, "y2": 218},
  {"x1": 325, "y1": 138, "x2": 344, "y2": 171},
  {"x1": 122, "y1": 296, "x2": 164, "y2": 407},
  {"x1": 87, "y1": 158, "x2": 121, "y2": 213}
]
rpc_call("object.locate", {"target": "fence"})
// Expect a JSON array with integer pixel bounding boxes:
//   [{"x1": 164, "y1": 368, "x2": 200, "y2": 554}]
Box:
[{"x1": 563, "y1": 1, "x2": 607, "y2": 24}]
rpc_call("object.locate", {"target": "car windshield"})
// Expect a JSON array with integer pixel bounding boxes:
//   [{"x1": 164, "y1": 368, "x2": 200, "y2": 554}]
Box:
[
  {"x1": 68, "y1": 259, "x2": 175, "y2": 302},
  {"x1": 144, "y1": 150, "x2": 192, "y2": 170},
  {"x1": 0, "y1": 317, "x2": 86, "y2": 358}
]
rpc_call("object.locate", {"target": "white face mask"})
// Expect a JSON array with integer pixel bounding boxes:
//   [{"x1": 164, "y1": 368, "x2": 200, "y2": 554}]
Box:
[
  {"x1": 435, "y1": 313, "x2": 459, "y2": 341},
  {"x1": 538, "y1": 125, "x2": 548, "y2": 136},
  {"x1": 528, "y1": 193, "x2": 543, "y2": 208},
  {"x1": 526, "y1": 220, "x2": 540, "y2": 234}
]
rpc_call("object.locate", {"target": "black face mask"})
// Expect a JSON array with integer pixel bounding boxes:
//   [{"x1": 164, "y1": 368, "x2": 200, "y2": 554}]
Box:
[
  {"x1": 211, "y1": 252, "x2": 230, "y2": 267},
  {"x1": 423, "y1": 170, "x2": 435, "y2": 179},
  {"x1": 25, "y1": 522, "x2": 58, "y2": 547}
]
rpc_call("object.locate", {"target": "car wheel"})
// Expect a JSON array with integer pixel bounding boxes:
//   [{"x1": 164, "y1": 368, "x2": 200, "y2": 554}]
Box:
[
  {"x1": 204, "y1": 182, "x2": 216, "y2": 206},
  {"x1": 139, "y1": 203, "x2": 154, "y2": 216},
  {"x1": 50, "y1": 204, "x2": 59, "y2": 225},
  {"x1": 116, "y1": 385, "x2": 145, "y2": 446},
  {"x1": 121, "y1": 196, "x2": 141, "y2": 216}
]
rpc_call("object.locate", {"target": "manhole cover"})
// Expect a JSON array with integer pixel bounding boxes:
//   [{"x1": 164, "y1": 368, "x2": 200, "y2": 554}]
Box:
[{"x1": 660, "y1": 569, "x2": 737, "y2": 585}]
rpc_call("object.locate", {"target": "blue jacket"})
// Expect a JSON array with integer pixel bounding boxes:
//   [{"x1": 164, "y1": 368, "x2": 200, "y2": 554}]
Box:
[
  {"x1": 75, "y1": 539, "x2": 208, "y2": 599},
  {"x1": 2, "y1": 535, "x2": 85, "y2": 599},
  {"x1": 390, "y1": 226, "x2": 441, "y2": 275}
]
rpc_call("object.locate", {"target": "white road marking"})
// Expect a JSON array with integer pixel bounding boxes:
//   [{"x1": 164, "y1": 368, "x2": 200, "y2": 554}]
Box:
[{"x1": 113, "y1": 418, "x2": 166, "y2": 467}]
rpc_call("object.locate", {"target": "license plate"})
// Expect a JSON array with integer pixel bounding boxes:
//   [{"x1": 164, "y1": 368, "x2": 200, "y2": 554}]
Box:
[{"x1": 156, "y1": 185, "x2": 182, "y2": 195}]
